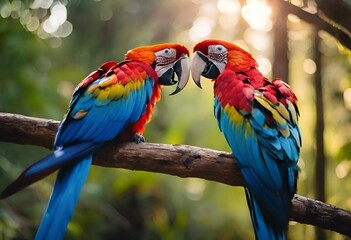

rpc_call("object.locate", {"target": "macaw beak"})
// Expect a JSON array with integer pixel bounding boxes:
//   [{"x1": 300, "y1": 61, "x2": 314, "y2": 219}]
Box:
[
  {"x1": 191, "y1": 51, "x2": 220, "y2": 89},
  {"x1": 157, "y1": 55, "x2": 190, "y2": 95}
]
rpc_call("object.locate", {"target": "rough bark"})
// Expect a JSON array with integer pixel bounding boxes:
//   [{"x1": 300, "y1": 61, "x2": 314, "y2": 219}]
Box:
[{"x1": 1, "y1": 112, "x2": 351, "y2": 237}]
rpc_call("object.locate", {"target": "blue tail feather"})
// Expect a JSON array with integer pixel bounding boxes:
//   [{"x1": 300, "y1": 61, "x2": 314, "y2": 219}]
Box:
[
  {"x1": 245, "y1": 189, "x2": 286, "y2": 240},
  {"x1": 0, "y1": 142, "x2": 102, "y2": 199},
  {"x1": 35, "y1": 156, "x2": 93, "y2": 240}
]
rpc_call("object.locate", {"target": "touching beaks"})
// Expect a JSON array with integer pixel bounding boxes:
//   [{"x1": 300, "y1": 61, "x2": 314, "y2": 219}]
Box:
[
  {"x1": 191, "y1": 51, "x2": 221, "y2": 89},
  {"x1": 157, "y1": 55, "x2": 190, "y2": 95}
]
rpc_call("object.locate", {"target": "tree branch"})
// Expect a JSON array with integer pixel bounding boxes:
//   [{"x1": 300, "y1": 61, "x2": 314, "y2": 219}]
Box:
[
  {"x1": 269, "y1": 0, "x2": 351, "y2": 50},
  {"x1": 0, "y1": 112, "x2": 351, "y2": 237}
]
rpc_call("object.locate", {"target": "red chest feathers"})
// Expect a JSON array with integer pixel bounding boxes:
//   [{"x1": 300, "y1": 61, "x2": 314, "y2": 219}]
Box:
[{"x1": 214, "y1": 70, "x2": 255, "y2": 113}]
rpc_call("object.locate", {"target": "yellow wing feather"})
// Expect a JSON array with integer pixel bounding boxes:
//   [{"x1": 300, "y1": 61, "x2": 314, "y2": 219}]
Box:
[{"x1": 254, "y1": 94, "x2": 290, "y2": 137}]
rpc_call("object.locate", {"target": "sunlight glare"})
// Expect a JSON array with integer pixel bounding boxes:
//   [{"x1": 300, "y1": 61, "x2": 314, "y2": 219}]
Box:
[
  {"x1": 244, "y1": 29, "x2": 270, "y2": 51},
  {"x1": 343, "y1": 88, "x2": 351, "y2": 111},
  {"x1": 186, "y1": 178, "x2": 206, "y2": 201},
  {"x1": 53, "y1": 21, "x2": 73, "y2": 38},
  {"x1": 217, "y1": 0, "x2": 241, "y2": 30},
  {"x1": 303, "y1": 59, "x2": 317, "y2": 74},
  {"x1": 335, "y1": 160, "x2": 350, "y2": 179},
  {"x1": 19, "y1": 9, "x2": 31, "y2": 25},
  {"x1": 189, "y1": 17, "x2": 215, "y2": 42},
  {"x1": 302, "y1": 0, "x2": 317, "y2": 14},
  {"x1": 40, "y1": 2, "x2": 72, "y2": 39},
  {"x1": 26, "y1": 16, "x2": 40, "y2": 32},
  {"x1": 30, "y1": 0, "x2": 54, "y2": 9},
  {"x1": 51, "y1": 3, "x2": 67, "y2": 25},
  {"x1": 219, "y1": 14, "x2": 240, "y2": 30},
  {"x1": 257, "y1": 56, "x2": 272, "y2": 75},
  {"x1": 241, "y1": 0, "x2": 272, "y2": 32},
  {"x1": 217, "y1": 0, "x2": 241, "y2": 14},
  {"x1": 43, "y1": 17, "x2": 60, "y2": 33},
  {"x1": 288, "y1": 14, "x2": 300, "y2": 23}
]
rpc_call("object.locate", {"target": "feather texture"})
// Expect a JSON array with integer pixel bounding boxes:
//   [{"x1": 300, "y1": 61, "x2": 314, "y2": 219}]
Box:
[
  {"x1": 1, "y1": 60, "x2": 160, "y2": 239},
  {"x1": 38, "y1": 60, "x2": 159, "y2": 239},
  {"x1": 55, "y1": 61, "x2": 158, "y2": 146},
  {"x1": 1, "y1": 43, "x2": 190, "y2": 239},
  {"x1": 193, "y1": 39, "x2": 301, "y2": 239},
  {"x1": 213, "y1": 70, "x2": 300, "y2": 240},
  {"x1": 35, "y1": 156, "x2": 93, "y2": 240}
]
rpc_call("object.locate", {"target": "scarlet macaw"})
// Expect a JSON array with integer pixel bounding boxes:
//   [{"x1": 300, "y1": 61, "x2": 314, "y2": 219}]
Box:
[
  {"x1": 191, "y1": 39, "x2": 301, "y2": 240},
  {"x1": 1, "y1": 43, "x2": 190, "y2": 240}
]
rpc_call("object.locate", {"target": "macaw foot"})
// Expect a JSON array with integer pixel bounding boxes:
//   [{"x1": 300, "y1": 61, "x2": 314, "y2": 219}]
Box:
[{"x1": 131, "y1": 133, "x2": 145, "y2": 144}]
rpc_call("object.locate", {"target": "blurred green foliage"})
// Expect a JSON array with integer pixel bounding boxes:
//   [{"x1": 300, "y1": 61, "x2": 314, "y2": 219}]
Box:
[{"x1": 0, "y1": 0, "x2": 351, "y2": 240}]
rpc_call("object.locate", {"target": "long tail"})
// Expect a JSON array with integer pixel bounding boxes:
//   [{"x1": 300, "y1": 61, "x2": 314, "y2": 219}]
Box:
[
  {"x1": 245, "y1": 189, "x2": 285, "y2": 240},
  {"x1": 35, "y1": 155, "x2": 92, "y2": 240},
  {"x1": 0, "y1": 142, "x2": 103, "y2": 239},
  {"x1": 0, "y1": 142, "x2": 102, "y2": 199}
]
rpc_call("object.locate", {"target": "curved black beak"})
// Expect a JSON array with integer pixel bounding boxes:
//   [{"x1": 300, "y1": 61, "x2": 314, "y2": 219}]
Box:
[
  {"x1": 191, "y1": 51, "x2": 220, "y2": 89},
  {"x1": 158, "y1": 55, "x2": 190, "y2": 95}
]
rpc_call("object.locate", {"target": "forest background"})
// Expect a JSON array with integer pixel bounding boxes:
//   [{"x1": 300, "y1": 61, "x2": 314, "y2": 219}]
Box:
[{"x1": 1, "y1": 0, "x2": 351, "y2": 239}]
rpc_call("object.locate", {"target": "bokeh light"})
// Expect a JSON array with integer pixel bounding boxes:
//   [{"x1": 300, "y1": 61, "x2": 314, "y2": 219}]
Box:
[
  {"x1": 31, "y1": 0, "x2": 54, "y2": 9},
  {"x1": 189, "y1": 16, "x2": 215, "y2": 42},
  {"x1": 257, "y1": 56, "x2": 272, "y2": 75},
  {"x1": 217, "y1": 0, "x2": 240, "y2": 14},
  {"x1": 2, "y1": 1, "x2": 350, "y2": 239},
  {"x1": 244, "y1": 29, "x2": 271, "y2": 51},
  {"x1": 26, "y1": 16, "x2": 40, "y2": 32},
  {"x1": 241, "y1": 0, "x2": 272, "y2": 32},
  {"x1": 1, "y1": 0, "x2": 72, "y2": 47},
  {"x1": 343, "y1": 88, "x2": 351, "y2": 111},
  {"x1": 303, "y1": 58, "x2": 317, "y2": 74},
  {"x1": 335, "y1": 160, "x2": 350, "y2": 179},
  {"x1": 288, "y1": 13, "x2": 301, "y2": 23},
  {"x1": 186, "y1": 178, "x2": 206, "y2": 201}
]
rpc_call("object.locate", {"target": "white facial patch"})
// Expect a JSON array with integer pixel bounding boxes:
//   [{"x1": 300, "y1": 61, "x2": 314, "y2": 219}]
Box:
[
  {"x1": 155, "y1": 48, "x2": 177, "y2": 76},
  {"x1": 208, "y1": 44, "x2": 228, "y2": 73}
]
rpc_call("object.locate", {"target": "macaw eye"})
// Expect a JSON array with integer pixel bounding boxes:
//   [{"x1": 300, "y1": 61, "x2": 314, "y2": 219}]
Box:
[
  {"x1": 208, "y1": 45, "x2": 228, "y2": 64},
  {"x1": 163, "y1": 48, "x2": 175, "y2": 57},
  {"x1": 214, "y1": 45, "x2": 226, "y2": 54},
  {"x1": 156, "y1": 48, "x2": 176, "y2": 59}
]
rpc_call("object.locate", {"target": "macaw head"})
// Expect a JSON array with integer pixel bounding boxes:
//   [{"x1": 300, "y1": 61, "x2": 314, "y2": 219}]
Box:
[
  {"x1": 191, "y1": 39, "x2": 257, "y2": 88},
  {"x1": 125, "y1": 43, "x2": 190, "y2": 95}
]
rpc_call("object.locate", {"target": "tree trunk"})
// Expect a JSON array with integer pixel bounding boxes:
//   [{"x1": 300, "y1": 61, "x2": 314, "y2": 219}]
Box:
[
  {"x1": 272, "y1": 0, "x2": 289, "y2": 83},
  {"x1": 313, "y1": 28, "x2": 327, "y2": 240}
]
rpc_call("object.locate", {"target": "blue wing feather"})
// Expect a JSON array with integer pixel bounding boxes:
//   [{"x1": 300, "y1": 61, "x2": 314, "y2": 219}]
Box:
[
  {"x1": 0, "y1": 142, "x2": 101, "y2": 199},
  {"x1": 129, "y1": 89, "x2": 143, "y2": 122},
  {"x1": 145, "y1": 79, "x2": 154, "y2": 102},
  {"x1": 36, "y1": 67, "x2": 155, "y2": 238},
  {"x1": 36, "y1": 65, "x2": 156, "y2": 239},
  {"x1": 130, "y1": 84, "x2": 148, "y2": 122},
  {"x1": 56, "y1": 75, "x2": 154, "y2": 146},
  {"x1": 214, "y1": 79, "x2": 300, "y2": 240},
  {"x1": 1, "y1": 61, "x2": 157, "y2": 240}
]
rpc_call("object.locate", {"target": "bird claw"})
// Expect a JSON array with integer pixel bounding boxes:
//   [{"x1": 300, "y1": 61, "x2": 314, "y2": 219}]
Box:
[{"x1": 131, "y1": 133, "x2": 145, "y2": 143}]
